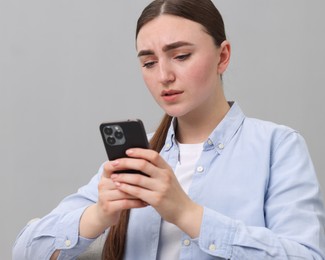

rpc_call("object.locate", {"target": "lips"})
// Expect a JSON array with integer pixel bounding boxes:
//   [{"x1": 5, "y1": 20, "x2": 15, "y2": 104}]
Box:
[
  {"x1": 161, "y1": 89, "x2": 184, "y2": 102},
  {"x1": 161, "y1": 89, "x2": 184, "y2": 97}
]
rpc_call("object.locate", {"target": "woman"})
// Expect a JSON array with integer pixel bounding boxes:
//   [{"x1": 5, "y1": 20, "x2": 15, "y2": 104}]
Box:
[{"x1": 13, "y1": 0, "x2": 325, "y2": 259}]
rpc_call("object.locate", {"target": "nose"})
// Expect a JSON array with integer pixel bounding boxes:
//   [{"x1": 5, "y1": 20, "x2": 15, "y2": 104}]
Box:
[{"x1": 158, "y1": 60, "x2": 175, "y2": 85}]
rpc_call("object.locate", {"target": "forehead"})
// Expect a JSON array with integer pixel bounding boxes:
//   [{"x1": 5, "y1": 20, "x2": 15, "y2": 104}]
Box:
[{"x1": 136, "y1": 14, "x2": 209, "y2": 50}]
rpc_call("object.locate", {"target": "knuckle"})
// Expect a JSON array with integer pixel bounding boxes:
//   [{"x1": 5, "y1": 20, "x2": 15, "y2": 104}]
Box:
[
  {"x1": 153, "y1": 193, "x2": 164, "y2": 205},
  {"x1": 151, "y1": 152, "x2": 160, "y2": 162},
  {"x1": 160, "y1": 183, "x2": 169, "y2": 195},
  {"x1": 98, "y1": 181, "x2": 106, "y2": 190},
  {"x1": 98, "y1": 178, "x2": 110, "y2": 191},
  {"x1": 132, "y1": 187, "x2": 142, "y2": 197},
  {"x1": 103, "y1": 162, "x2": 110, "y2": 173},
  {"x1": 138, "y1": 160, "x2": 147, "y2": 171},
  {"x1": 118, "y1": 200, "x2": 127, "y2": 209},
  {"x1": 162, "y1": 171, "x2": 172, "y2": 184},
  {"x1": 132, "y1": 174, "x2": 142, "y2": 185},
  {"x1": 121, "y1": 199, "x2": 132, "y2": 210}
]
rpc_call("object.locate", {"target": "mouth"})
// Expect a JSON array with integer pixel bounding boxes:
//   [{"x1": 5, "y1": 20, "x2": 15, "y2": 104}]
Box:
[{"x1": 161, "y1": 89, "x2": 184, "y2": 97}]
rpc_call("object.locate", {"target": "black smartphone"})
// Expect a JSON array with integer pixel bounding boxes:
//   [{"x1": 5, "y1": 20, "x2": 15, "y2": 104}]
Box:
[{"x1": 100, "y1": 119, "x2": 149, "y2": 174}]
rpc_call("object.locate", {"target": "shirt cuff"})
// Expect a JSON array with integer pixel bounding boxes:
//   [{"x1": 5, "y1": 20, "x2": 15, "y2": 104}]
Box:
[
  {"x1": 197, "y1": 207, "x2": 237, "y2": 259},
  {"x1": 58, "y1": 236, "x2": 97, "y2": 259},
  {"x1": 54, "y1": 206, "x2": 98, "y2": 257}
]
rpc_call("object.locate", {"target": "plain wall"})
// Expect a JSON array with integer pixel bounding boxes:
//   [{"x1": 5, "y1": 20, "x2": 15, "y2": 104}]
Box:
[{"x1": 1, "y1": 1, "x2": 324, "y2": 259}]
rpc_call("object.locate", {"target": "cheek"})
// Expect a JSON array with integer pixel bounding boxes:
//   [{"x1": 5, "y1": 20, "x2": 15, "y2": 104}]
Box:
[
  {"x1": 141, "y1": 71, "x2": 152, "y2": 89},
  {"x1": 142, "y1": 73, "x2": 159, "y2": 96},
  {"x1": 185, "y1": 59, "x2": 217, "y2": 87}
]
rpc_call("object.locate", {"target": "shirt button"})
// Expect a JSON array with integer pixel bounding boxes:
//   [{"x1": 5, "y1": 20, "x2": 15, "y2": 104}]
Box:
[
  {"x1": 165, "y1": 143, "x2": 171, "y2": 150},
  {"x1": 207, "y1": 139, "x2": 213, "y2": 145},
  {"x1": 209, "y1": 244, "x2": 216, "y2": 251},
  {"x1": 65, "y1": 240, "x2": 71, "y2": 247},
  {"x1": 218, "y1": 143, "x2": 224, "y2": 150},
  {"x1": 183, "y1": 239, "x2": 191, "y2": 246},
  {"x1": 197, "y1": 166, "x2": 204, "y2": 173}
]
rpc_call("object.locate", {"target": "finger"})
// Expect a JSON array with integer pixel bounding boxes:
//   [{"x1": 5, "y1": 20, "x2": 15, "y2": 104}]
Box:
[
  {"x1": 99, "y1": 174, "x2": 119, "y2": 190},
  {"x1": 113, "y1": 182, "x2": 153, "y2": 206},
  {"x1": 111, "y1": 173, "x2": 156, "y2": 191},
  {"x1": 126, "y1": 148, "x2": 168, "y2": 168},
  {"x1": 110, "y1": 157, "x2": 157, "y2": 178},
  {"x1": 103, "y1": 199, "x2": 148, "y2": 212},
  {"x1": 111, "y1": 170, "x2": 174, "y2": 201},
  {"x1": 99, "y1": 176, "x2": 140, "y2": 201},
  {"x1": 102, "y1": 160, "x2": 120, "y2": 178},
  {"x1": 99, "y1": 188, "x2": 140, "y2": 201}
]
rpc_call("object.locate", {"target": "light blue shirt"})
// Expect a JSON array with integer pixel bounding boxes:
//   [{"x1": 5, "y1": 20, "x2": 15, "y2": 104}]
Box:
[{"x1": 13, "y1": 102, "x2": 325, "y2": 259}]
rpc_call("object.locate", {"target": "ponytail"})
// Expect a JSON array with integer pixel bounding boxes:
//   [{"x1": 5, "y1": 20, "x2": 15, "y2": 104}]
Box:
[{"x1": 102, "y1": 114, "x2": 172, "y2": 260}]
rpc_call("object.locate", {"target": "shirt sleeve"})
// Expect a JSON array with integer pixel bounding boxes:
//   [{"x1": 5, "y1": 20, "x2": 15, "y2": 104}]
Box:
[
  {"x1": 12, "y1": 164, "x2": 104, "y2": 260},
  {"x1": 196, "y1": 132, "x2": 325, "y2": 259}
]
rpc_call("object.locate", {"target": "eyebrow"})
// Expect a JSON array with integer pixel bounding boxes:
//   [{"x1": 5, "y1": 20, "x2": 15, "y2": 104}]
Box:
[{"x1": 137, "y1": 41, "x2": 194, "y2": 57}]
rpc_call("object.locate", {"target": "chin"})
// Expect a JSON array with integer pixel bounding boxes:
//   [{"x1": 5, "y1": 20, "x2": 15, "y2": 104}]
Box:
[
  {"x1": 164, "y1": 110, "x2": 188, "y2": 118},
  {"x1": 159, "y1": 103, "x2": 191, "y2": 118}
]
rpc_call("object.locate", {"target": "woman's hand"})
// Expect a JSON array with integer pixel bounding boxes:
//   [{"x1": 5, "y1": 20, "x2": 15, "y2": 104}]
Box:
[
  {"x1": 79, "y1": 160, "x2": 147, "y2": 239},
  {"x1": 110, "y1": 148, "x2": 203, "y2": 238}
]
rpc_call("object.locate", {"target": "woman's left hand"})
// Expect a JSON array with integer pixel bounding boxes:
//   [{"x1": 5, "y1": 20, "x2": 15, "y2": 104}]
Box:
[{"x1": 110, "y1": 148, "x2": 203, "y2": 238}]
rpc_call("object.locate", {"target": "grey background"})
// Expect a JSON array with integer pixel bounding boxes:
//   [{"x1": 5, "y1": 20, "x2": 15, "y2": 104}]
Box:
[{"x1": 1, "y1": 0, "x2": 324, "y2": 259}]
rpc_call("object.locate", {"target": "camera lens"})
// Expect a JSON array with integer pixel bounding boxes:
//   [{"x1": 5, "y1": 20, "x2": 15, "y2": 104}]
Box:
[
  {"x1": 107, "y1": 136, "x2": 116, "y2": 145},
  {"x1": 104, "y1": 127, "x2": 113, "y2": 135},
  {"x1": 115, "y1": 130, "x2": 124, "y2": 139}
]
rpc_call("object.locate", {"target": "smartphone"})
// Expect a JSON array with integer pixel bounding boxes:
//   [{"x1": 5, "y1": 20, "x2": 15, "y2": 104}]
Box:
[{"x1": 100, "y1": 119, "x2": 149, "y2": 174}]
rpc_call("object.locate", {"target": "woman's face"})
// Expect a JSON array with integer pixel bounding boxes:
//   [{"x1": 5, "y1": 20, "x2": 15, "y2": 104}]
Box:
[{"x1": 136, "y1": 14, "x2": 228, "y2": 119}]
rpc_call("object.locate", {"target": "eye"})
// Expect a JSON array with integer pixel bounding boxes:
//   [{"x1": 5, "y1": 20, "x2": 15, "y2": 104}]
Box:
[
  {"x1": 142, "y1": 61, "x2": 157, "y2": 69},
  {"x1": 175, "y1": 53, "x2": 191, "y2": 61}
]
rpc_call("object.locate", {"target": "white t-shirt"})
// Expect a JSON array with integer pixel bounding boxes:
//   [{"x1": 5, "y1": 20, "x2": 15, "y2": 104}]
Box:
[{"x1": 157, "y1": 142, "x2": 203, "y2": 260}]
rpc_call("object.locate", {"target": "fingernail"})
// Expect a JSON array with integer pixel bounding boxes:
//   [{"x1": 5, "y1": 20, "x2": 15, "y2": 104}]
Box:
[
  {"x1": 112, "y1": 160, "x2": 119, "y2": 166},
  {"x1": 114, "y1": 181, "x2": 121, "y2": 187},
  {"x1": 126, "y1": 149, "x2": 133, "y2": 155}
]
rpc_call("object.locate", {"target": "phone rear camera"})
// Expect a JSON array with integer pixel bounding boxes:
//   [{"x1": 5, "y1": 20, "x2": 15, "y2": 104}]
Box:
[
  {"x1": 107, "y1": 136, "x2": 116, "y2": 145},
  {"x1": 115, "y1": 130, "x2": 124, "y2": 139},
  {"x1": 104, "y1": 127, "x2": 113, "y2": 135},
  {"x1": 102, "y1": 124, "x2": 126, "y2": 146}
]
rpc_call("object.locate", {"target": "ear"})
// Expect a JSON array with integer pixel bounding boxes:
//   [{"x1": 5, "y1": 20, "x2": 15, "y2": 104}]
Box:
[{"x1": 217, "y1": 40, "x2": 231, "y2": 75}]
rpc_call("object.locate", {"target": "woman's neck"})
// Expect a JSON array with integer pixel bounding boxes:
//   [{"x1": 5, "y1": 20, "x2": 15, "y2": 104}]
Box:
[{"x1": 176, "y1": 99, "x2": 230, "y2": 144}]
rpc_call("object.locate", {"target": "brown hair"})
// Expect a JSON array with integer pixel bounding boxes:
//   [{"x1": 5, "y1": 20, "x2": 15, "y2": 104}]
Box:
[{"x1": 102, "y1": 0, "x2": 226, "y2": 259}]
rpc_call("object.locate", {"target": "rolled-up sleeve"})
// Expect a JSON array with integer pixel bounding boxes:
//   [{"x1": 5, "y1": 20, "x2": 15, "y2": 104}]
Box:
[{"x1": 13, "y1": 165, "x2": 103, "y2": 260}]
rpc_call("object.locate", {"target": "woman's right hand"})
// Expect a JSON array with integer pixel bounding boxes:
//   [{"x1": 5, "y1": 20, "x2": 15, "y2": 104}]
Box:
[{"x1": 79, "y1": 160, "x2": 147, "y2": 239}]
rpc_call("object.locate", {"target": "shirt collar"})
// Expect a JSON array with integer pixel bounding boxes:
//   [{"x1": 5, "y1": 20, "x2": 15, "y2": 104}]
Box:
[{"x1": 205, "y1": 101, "x2": 245, "y2": 153}]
